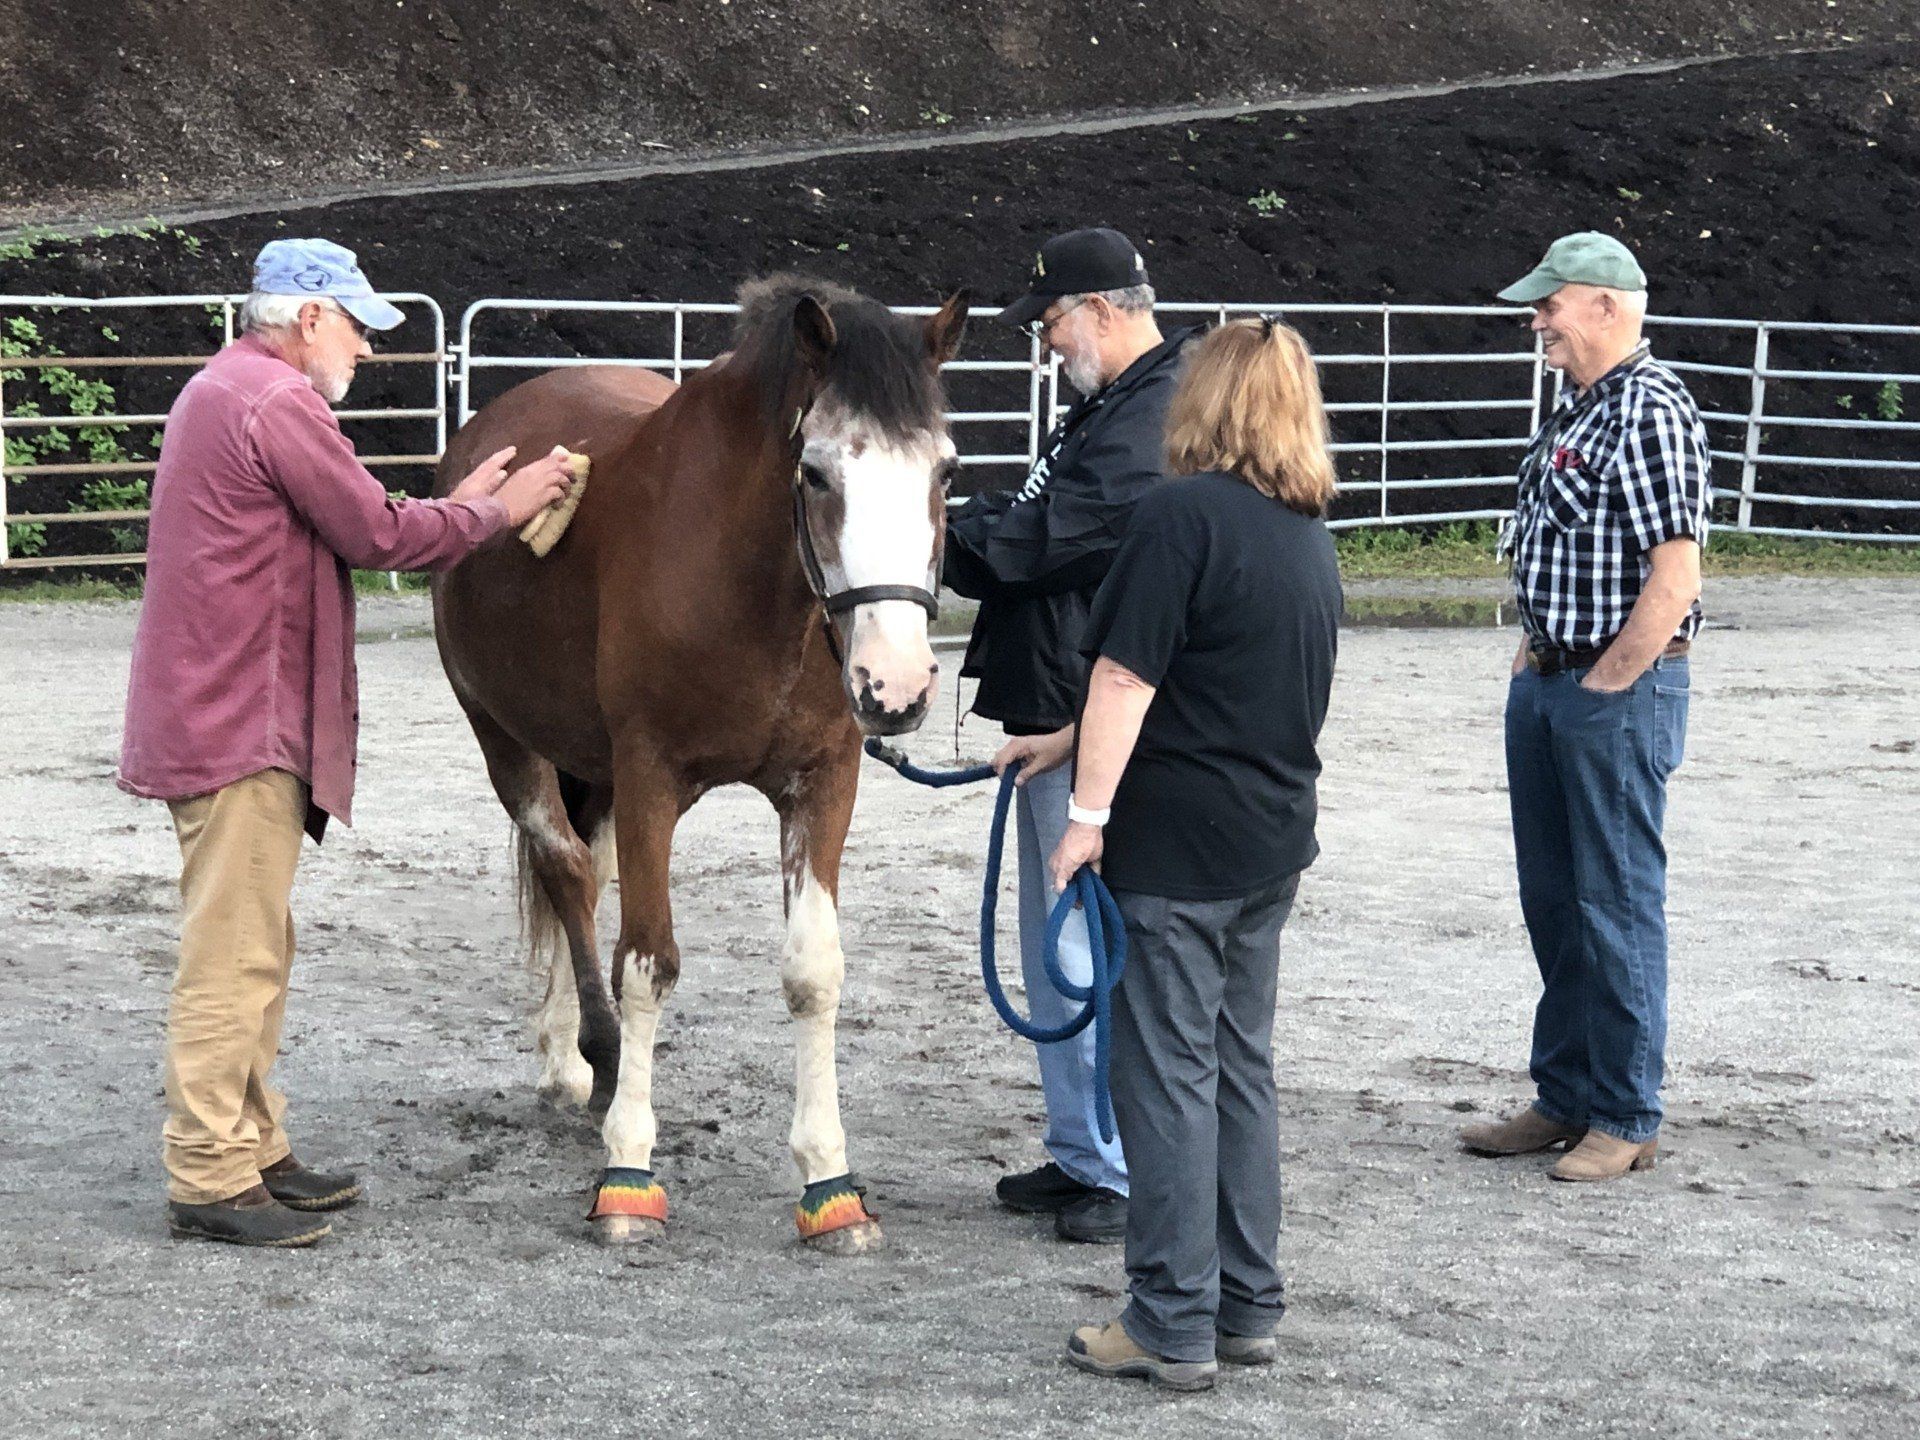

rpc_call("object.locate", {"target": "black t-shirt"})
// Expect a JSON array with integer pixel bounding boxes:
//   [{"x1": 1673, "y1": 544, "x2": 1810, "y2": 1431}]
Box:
[{"x1": 1079, "y1": 471, "x2": 1342, "y2": 900}]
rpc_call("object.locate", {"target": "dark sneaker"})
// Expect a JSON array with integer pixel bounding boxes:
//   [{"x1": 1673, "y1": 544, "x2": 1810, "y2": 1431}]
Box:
[
  {"x1": 1216, "y1": 1333, "x2": 1278, "y2": 1366},
  {"x1": 261, "y1": 1156, "x2": 362, "y2": 1212},
  {"x1": 1055, "y1": 1187, "x2": 1127, "y2": 1244},
  {"x1": 995, "y1": 1162, "x2": 1095, "y2": 1214},
  {"x1": 168, "y1": 1184, "x2": 332, "y2": 1248}
]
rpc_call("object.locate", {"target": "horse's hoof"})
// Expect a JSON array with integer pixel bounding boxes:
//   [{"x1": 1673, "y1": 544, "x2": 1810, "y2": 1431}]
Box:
[
  {"x1": 591, "y1": 1213, "x2": 666, "y2": 1246},
  {"x1": 537, "y1": 1062, "x2": 594, "y2": 1109},
  {"x1": 803, "y1": 1219, "x2": 885, "y2": 1257}
]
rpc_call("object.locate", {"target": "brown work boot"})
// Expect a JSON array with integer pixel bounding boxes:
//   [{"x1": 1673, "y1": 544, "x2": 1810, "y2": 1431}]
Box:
[
  {"x1": 1459, "y1": 1106, "x2": 1585, "y2": 1156},
  {"x1": 1550, "y1": 1131, "x2": 1657, "y2": 1182},
  {"x1": 1066, "y1": 1321, "x2": 1217, "y2": 1392}
]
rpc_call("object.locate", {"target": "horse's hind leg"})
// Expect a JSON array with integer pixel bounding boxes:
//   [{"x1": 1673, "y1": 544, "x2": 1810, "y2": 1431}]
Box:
[
  {"x1": 538, "y1": 778, "x2": 616, "y2": 1104},
  {"x1": 776, "y1": 752, "x2": 882, "y2": 1256},
  {"x1": 460, "y1": 702, "x2": 620, "y2": 1109}
]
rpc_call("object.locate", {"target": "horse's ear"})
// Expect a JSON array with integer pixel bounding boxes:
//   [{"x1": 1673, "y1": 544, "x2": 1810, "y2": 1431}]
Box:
[
  {"x1": 792, "y1": 295, "x2": 837, "y2": 375},
  {"x1": 925, "y1": 289, "x2": 971, "y2": 367}
]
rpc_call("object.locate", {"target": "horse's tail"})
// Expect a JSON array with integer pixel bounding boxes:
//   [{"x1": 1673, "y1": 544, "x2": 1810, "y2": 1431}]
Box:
[
  {"x1": 514, "y1": 779, "x2": 617, "y2": 976},
  {"x1": 515, "y1": 827, "x2": 567, "y2": 978}
]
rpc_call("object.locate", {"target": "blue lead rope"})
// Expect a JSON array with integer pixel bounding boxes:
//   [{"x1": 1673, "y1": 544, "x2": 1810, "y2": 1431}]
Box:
[{"x1": 864, "y1": 738, "x2": 1128, "y2": 1144}]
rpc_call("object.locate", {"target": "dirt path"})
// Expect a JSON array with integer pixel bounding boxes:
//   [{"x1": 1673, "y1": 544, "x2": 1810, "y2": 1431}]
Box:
[{"x1": 1, "y1": 576, "x2": 1916, "y2": 1438}]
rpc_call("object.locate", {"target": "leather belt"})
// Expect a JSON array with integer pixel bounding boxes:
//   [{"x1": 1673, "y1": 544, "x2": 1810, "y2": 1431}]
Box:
[{"x1": 1527, "y1": 636, "x2": 1691, "y2": 677}]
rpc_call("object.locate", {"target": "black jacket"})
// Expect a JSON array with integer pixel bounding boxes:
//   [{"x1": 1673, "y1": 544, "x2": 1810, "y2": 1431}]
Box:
[{"x1": 944, "y1": 327, "x2": 1199, "y2": 731}]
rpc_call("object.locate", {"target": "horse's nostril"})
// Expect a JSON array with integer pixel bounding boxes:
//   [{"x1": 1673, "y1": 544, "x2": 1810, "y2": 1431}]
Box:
[
  {"x1": 929, "y1": 661, "x2": 941, "y2": 675},
  {"x1": 870, "y1": 678, "x2": 885, "y2": 693}
]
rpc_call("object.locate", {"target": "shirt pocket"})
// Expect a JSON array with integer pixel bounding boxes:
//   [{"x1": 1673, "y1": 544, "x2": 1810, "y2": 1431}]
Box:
[{"x1": 1543, "y1": 454, "x2": 1598, "y2": 534}]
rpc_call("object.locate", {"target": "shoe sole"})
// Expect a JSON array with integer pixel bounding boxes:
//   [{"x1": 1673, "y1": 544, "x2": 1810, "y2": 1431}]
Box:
[
  {"x1": 1066, "y1": 1350, "x2": 1217, "y2": 1392},
  {"x1": 1216, "y1": 1344, "x2": 1277, "y2": 1367},
  {"x1": 1459, "y1": 1135, "x2": 1583, "y2": 1157},
  {"x1": 997, "y1": 1194, "x2": 1086, "y2": 1215},
  {"x1": 271, "y1": 1184, "x2": 362, "y2": 1212},
  {"x1": 169, "y1": 1219, "x2": 333, "y2": 1248},
  {"x1": 1055, "y1": 1225, "x2": 1126, "y2": 1245},
  {"x1": 1551, "y1": 1148, "x2": 1658, "y2": 1182}
]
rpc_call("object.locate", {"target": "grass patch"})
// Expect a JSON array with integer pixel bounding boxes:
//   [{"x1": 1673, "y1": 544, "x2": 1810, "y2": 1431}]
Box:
[
  {"x1": 1336, "y1": 521, "x2": 1506, "y2": 578},
  {"x1": 1698, "y1": 532, "x2": 1920, "y2": 575},
  {"x1": 1332, "y1": 521, "x2": 1920, "y2": 580},
  {"x1": 0, "y1": 575, "x2": 143, "y2": 602},
  {"x1": 352, "y1": 570, "x2": 432, "y2": 594}
]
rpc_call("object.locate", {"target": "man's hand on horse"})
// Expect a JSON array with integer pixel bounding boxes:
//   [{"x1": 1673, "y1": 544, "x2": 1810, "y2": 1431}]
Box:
[
  {"x1": 1048, "y1": 821, "x2": 1103, "y2": 895},
  {"x1": 451, "y1": 444, "x2": 575, "y2": 527},
  {"x1": 992, "y1": 725, "x2": 1075, "y2": 788}
]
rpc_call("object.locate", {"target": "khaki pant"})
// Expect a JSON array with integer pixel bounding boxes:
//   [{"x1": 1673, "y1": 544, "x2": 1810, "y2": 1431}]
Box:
[{"x1": 163, "y1": 768, "x2": 307, "y2": 1203}]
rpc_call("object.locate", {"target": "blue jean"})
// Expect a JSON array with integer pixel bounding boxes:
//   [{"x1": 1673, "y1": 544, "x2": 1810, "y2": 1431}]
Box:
[
  {"x1": 1015, "y1": 762, "x2": 1128, "y2": 1194},
  {"x1": 1505, "y1": 655, "x2": 1690, "y2": 1143}
]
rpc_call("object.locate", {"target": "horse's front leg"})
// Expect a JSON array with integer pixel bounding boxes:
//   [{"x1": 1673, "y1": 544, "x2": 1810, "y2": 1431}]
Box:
[
  {"x1": 589, "y1": 768, "x2": 684, "y2": 1246},
  {"x1": 779, "y1": 757, "x2": 883, "y2": 1256}
]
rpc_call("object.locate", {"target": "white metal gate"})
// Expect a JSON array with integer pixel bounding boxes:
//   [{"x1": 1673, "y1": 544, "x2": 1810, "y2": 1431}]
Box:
[{"x1": 5, "y1": 290, "x2": 1916, "y2": 572}]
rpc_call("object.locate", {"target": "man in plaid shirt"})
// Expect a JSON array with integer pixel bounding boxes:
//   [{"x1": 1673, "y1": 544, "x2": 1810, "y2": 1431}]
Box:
[{"x1": 1461, "y1": 233, "x2": 1711, "y2": 1182}]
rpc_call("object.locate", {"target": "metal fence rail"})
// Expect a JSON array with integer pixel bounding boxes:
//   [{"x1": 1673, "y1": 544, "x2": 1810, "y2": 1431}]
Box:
[{"x1": 5, "y1": 291, "x2": 1917, "y2": 572}]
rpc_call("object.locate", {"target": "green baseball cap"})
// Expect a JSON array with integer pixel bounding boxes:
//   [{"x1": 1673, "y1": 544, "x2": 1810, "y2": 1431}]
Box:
[{"x1": 1497, "y1": 232, "x2": 1647, "y2": 303}]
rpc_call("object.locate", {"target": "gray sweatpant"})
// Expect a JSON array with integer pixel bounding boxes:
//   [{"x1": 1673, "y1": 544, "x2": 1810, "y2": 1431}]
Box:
[{"x1": 1108, "y1": 873, "x2": 1300, "y2": 1363}]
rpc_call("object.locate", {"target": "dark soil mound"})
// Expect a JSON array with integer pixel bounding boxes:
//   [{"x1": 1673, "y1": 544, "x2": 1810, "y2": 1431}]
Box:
[
  {"x1": 5, "y1": 44, "x2": 1916, "y2": 567},
  {"x1": 1, "y1": 0, "x2": 1911, "y2": 226}
]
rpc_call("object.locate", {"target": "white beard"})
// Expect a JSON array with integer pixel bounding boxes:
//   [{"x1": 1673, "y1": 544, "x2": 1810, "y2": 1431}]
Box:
[
  {"x1": 1062, "y1": 352, "x2": 1105, "y2": 396},
  {"x1": 308, "y1": 362, "x2": 353, "y2": 405}
]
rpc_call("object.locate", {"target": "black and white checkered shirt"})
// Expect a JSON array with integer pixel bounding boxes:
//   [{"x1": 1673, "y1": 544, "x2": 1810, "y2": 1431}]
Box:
[{"x1": 1503, "y1": 346, "x2": 1713, "y2": 651}]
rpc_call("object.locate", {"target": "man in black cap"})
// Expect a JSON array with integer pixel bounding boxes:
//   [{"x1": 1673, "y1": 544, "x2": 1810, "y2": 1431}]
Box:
[{"x1": 944, "y1": 227, "x2": 1198, "y2": 1244}]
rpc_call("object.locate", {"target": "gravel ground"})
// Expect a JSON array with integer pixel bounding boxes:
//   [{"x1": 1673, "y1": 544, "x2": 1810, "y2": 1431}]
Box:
[{"x1": 1, "y1": 576, "x2": 1915, "y2": 1439}]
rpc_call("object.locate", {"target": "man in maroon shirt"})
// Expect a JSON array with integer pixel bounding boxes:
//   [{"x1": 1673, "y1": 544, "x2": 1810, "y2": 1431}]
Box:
[{"x1": 119, "y1": 238, "x2": 572, "y2": 1247}]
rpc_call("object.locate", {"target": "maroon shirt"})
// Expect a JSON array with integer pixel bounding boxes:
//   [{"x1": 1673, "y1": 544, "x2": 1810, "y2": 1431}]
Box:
[{"x1": 119, "y1": 334, "x2": 507, "y2": 832}]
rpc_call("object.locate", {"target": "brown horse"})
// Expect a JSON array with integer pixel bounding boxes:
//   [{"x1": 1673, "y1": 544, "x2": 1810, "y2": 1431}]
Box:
[{"x1": 431, "y1": 276, "x2": 968, "y2": 1253}]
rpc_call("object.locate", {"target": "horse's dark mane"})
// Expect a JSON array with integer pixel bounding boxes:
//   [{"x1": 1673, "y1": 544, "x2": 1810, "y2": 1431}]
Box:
[{"x1": 731, "y1": 273, "x2": 941, "y2": 435}]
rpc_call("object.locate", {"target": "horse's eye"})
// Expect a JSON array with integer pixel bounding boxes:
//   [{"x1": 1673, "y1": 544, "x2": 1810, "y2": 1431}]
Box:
[
  {"x1": 936, "y1": 458, "x2": 959, "y2": 493},
  {"x1": 800, "y1": 462, "x2": 832, "y2": 492}
]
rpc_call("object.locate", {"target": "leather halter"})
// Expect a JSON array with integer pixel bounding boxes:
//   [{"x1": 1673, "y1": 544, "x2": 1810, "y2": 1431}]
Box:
[{"x1": 787, "y1": 403, "x2": 941, "y2": 663}]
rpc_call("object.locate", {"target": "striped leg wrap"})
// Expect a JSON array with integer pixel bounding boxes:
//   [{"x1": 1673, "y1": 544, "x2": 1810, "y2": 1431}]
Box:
[
  {"x1": 588, "y1": 1166, "x2": 668, "y2": 1223},
  {"x1": 794, "y1": 1173, "x2": 874, "y2": 1239}
]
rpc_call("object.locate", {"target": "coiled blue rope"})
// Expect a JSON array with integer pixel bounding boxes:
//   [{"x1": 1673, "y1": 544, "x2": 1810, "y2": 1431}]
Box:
[{"x1": 864, "y1": 737, "x2": 1127, "y2": 1143}]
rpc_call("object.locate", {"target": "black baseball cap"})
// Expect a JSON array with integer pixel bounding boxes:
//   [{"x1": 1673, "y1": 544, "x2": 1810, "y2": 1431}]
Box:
[{"x1": 999, "y1": 227, "x2": 1151, "y2": 328}]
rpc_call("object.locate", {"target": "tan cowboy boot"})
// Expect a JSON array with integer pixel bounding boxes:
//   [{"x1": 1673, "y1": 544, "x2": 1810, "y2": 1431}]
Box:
[
  {"x1": 1066, "y1": 1321, "x2": 1217, "y2": 1392},
  {"x1": 1550, "y1": 1131, "x2": 1657, "y2": 1182},
  {"x1": 1458, "y1": 1106, "x2": 1585, "y2": 1156}
]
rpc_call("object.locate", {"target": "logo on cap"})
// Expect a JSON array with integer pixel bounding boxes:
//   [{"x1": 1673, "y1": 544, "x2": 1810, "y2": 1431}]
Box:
[
  {"x1": 1034, "y1": 253, "x2": 1046, "y2": 279},
  {"x1": 293, "y1": 267, "x2": 331, "y2": 292}
]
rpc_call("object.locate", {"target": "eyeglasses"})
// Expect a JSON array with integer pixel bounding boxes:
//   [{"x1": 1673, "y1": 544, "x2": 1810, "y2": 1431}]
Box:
[
  {"x1": 326, "y1": 303, "x2": 373, "y2": 344},
  {"x1": 1023, "y1": 295, "x2": 1090, "y2": 343}
]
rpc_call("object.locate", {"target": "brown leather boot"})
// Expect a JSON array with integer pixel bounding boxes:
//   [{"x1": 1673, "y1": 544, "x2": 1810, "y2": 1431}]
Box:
[
  {"x1": 1458, "y1": 1106, "x2": 1585, "y2": 1156},
  {"x1": 1550, "y1": 1131, "x2": 1657, "y2": 1182}
]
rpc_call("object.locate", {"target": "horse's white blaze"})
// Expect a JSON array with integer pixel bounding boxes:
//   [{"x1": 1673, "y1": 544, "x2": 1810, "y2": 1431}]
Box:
[
  {"x1": 603, "y1": 948, "x2": 669, "y2": 1170},
  {"x1": 802, "y1": 410, "x2": 944, "y2": 721},
  {"x1": 782, "y1": 864, "x2": 849, "y2": 1184}
]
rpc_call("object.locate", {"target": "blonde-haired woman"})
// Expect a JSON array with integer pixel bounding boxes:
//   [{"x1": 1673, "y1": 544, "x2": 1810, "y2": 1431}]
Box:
[{"x1": 1011, "y1": 317, "x2": 1342, "y2": 1389}]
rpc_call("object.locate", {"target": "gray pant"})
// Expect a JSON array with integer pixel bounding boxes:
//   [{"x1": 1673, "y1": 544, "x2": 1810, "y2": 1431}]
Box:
[{"x1": 1109, "y1": 873, "x2": 1299, "y2": 1363}]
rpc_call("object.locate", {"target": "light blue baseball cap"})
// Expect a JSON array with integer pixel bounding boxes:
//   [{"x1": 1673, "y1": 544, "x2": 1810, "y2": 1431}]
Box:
[{"x1": 251, "y1": 238, "x2": 405, "y2": 331}]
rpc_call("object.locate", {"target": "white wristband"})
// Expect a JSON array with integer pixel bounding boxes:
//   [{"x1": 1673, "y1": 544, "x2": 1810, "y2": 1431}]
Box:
[{"x1": 1067, "y1": 801, "x2": 1111, "y2": 827}]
